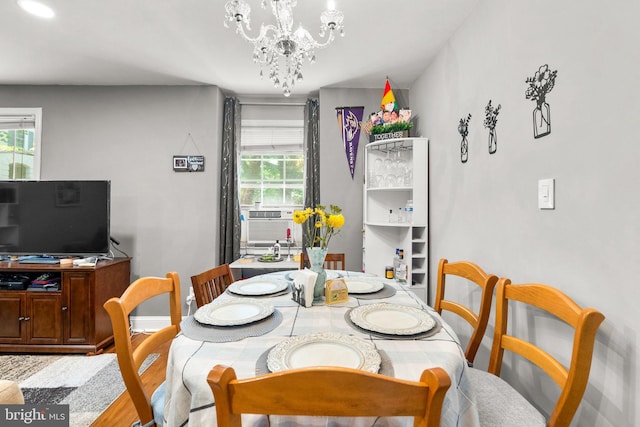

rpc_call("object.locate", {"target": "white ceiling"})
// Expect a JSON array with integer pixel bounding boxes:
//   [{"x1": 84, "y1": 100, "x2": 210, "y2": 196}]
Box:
[{"x1": 0, "y1": 0, "x2": 479, "y2": 97}]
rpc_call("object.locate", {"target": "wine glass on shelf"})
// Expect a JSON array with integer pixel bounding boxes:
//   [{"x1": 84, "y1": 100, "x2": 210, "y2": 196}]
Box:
[
  {"x1": 374, "y1": 156, "x2": 383, "y2": 174},
  {"x1": 383, "y1": 149, "x2": 393, "y2": 173},
  {"x1": 393, "y1": 150, "x2": 406, "y2": 186}
]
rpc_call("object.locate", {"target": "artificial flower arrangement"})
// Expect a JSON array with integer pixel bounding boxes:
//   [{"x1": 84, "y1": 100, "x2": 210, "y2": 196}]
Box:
[
  {"x1": 292, "y1": 204, "x2": 345, "y2": 249},
  {"x1": 363, "y1": 107, "x2": 413, "y2": 136},
  {"x1": 362, "y1": 79, "x2": 413, "y2": 137}
]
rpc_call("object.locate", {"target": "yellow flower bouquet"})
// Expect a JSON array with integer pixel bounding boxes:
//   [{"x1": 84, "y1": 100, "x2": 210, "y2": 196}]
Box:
[
  {"x1": 293, "y1": 204, "x2": 344, "y2": 249},
  {"x1": 293, "y1": 204, "x2": 345, "y2": 301}
]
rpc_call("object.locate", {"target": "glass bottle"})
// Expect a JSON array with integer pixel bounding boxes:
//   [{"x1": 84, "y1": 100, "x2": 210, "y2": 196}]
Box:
[
  {"x1": 395, "y1": 250, "x2": 407, "y2": 283},
  {"x1": 273, "y1": 240, "x2": 281, "y2": 259}
]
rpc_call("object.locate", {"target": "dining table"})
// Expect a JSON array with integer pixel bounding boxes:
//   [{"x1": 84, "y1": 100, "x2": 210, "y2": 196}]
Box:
[{"x1": 163, "y1": 270, "x2": 481, "y2": 426}]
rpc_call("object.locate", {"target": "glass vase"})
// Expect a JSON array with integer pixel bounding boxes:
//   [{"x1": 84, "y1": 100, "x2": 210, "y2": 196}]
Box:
[
  {"x1": 533, "y1": 102, "x2": 551, "y2": 139},
  {"x1": 306, "y1": 247, "x2": 327, "y2": 301}
]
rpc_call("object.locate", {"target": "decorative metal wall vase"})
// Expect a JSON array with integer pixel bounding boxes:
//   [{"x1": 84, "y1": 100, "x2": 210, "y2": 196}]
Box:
[
  {"x1": 460, "y1": 137, "x2": 469, "y2": 163},
  {"x1": 483, "y1": 100, "x2": 501, "y2": 154},
  {"x1": 458, "y1": 114, "x2": 472, "y2": 163},
  {"x1": 532, "y1": 101, "x2": 551, "y2": 138},
  {"x1": 488, "y1": 128, "x2": 497, "y2": 153},
  {"x1": 525, "y1": 64, "x2": 557, "y2": 139}
]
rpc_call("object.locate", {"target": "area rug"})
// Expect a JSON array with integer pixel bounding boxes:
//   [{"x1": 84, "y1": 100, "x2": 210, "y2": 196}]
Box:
[{"x1": 0, "y1": 353, "x2": 158, "y2": 427}]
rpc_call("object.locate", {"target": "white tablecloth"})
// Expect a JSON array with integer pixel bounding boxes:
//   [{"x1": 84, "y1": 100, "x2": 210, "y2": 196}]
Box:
[{"x1": 163, "y1": 271, "x2": 480, "y2": 426}]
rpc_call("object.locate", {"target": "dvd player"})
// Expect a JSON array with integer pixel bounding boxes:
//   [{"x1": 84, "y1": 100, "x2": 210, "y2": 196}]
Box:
[{"x1": 0, "y1": 274, "x2": 30, "y2": 290}]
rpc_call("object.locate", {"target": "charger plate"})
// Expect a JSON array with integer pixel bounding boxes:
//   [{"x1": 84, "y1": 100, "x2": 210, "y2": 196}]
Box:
[
  {"x1": 349, "y1": 303, "x2": 436, "y2": 335},
  {"x1": 267, "y1": 332, "x2": 381, "y2": 373},
  {"x1": 227, "y1": 277, "x2": 288, "y2": 296},
  {"x1": 194, "y1": 298, "x2": 274, "y2": 326},
  {"x1": 285, "y1": 270, "x2": 343, "y2": 281}
]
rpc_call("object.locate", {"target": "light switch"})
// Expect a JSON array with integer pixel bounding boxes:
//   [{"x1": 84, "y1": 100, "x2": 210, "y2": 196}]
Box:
[{"x1": 538, "y1": 178, "x2": 555, "y2": 209}]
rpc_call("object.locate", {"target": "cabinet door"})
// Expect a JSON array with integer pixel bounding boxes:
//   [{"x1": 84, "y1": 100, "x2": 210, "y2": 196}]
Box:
[
  {"x1": 0, "y1": 293, "x2": 26, "y2": 342},
  {"x1": 27, "y1": 293, "x2": 63, "y2": 345},
  {"x1": 63, "y1": 272, "x2": 92, "y2": 345}
]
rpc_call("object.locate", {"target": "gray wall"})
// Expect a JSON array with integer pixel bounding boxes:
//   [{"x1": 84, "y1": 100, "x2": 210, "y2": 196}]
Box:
[
  {"x1": 410, "y1": 0, "x2": 639, "y2": 425},
  {"x1": 318, "y1": 87, "x2": 409, "y2": 272},
  {"x1": 0, "y1": 85, "x2": 225, "y2": 315}
]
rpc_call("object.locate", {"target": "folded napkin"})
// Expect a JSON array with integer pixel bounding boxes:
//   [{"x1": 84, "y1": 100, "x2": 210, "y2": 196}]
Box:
[{"x1": 293, "y1": 269, "x2": 317, "y2": 308}]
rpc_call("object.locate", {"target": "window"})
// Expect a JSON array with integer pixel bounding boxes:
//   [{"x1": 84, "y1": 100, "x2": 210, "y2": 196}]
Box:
[
  {"x1": 239, "y1": 120, "x2": 304, "y2": 206},
  {"x1": 0, "y1": 108, "x2": 42, "y2": 180}
]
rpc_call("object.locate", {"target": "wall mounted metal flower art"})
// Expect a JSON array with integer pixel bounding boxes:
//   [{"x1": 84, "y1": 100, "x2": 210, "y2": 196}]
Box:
[
  {"x1": 483, "y1": 100, "x2": 501, "y2": 154},
  {"x1": 458, "y1": 113, "x2": 472, "y2": 163},
  {"x1": 525, "y1": 64, "x2": 558, "y2": 139}
]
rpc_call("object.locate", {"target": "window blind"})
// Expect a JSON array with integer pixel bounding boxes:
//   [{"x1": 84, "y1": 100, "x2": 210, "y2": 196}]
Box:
[
  {"x1": 240, "y1": 126, "x2": 303, "y2": 153},
  {"x1": 0, "y1": 114, "x2": 37, "y2": 130}
]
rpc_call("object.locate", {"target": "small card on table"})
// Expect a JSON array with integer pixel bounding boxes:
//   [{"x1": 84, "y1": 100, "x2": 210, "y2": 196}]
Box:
[{"x1": 325, "y1": 278, "x2": 349, "y2": 305}]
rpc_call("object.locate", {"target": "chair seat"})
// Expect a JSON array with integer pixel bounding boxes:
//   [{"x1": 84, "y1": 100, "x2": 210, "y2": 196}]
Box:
[
  {"x1": 466, "y1": 368, "x2": 546, "y2": 427},
  {"x1": 151, "y1": 381, "x2": 166, "y2": 427}
]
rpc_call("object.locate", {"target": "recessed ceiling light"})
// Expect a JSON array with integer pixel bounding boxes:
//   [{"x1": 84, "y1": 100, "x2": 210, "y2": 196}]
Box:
[{"x1": 17, "y1": 0, "x2": 55, "y2": 19}]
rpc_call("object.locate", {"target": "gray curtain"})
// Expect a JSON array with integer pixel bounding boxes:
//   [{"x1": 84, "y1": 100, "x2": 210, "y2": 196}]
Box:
[
  {"x1": 303, "y1": 98, "x2": 320, "y2": 248},
  {"x1": 219, "y1": 97, "x2": 241, "y2": 265}
]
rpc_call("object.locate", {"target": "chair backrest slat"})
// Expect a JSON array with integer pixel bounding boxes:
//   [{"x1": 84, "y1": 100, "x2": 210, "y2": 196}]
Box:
[
  {"x1": 104, "y1": 272, "x2": 182, "y2": 426},
  {"x1": 299, "y1": 252, "x2": 345, "y2": 271},
  {"x1": 488, "y1": 279, "x2": 605, "y2": 427},
  {"x1": 435, "y1": 259, "x2": 498, "y2": 364},
  {"x1": 208, "y1": 365, "x2": 451, "y2": 427},
  {"x1": 190, "y1": 264, "x2": 235, "y2": 307}
]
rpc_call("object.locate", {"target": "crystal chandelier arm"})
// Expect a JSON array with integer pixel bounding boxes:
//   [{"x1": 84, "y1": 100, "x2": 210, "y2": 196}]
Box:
[{"x1": 234, "y1": 22, "x2": 278, "y2": 44}]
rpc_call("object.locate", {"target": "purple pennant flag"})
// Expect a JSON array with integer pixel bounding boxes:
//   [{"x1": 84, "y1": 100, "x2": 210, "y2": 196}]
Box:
[{"x1": 336, "y1": 106, "x2": 364, "y2": 179}]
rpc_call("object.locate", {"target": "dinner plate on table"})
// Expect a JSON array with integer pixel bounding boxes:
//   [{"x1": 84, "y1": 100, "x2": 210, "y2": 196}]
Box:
[
  {"x1": 194, "y1": 298, "x2": 274, "y2": 326},
  {"x1": 267, "y1": 332, "x2": 381, "y2": 373},
  {"x1": 343, "y1": 277, "x2": 385, "y2": 294},
  {"x1": 227, "y1": 277, "x2": 288, "y2": 296},
  {"x1": 349, "y1": 303, "x2": 436, "y2": 335}
]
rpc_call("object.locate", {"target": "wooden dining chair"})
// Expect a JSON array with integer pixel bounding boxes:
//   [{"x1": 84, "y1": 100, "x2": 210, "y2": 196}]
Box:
[
  {"x1": 190, "y1": 264, "x2": 235, "y2": 308},
  {"x1": 207, "y1": 365, "x2": 451, "y2": 427},
  {"x1": 467, "y1": 278, "x2": 605, "y2": 427},
  {"x1": 299, "y1": 252, "x2": 345, "y2": 270},
  {"x1": 104, "y1": 272, "x2": 182, "y2": 427},
  {"x1": 434, "y1": 258, "x2": 499, "y2": 365}
]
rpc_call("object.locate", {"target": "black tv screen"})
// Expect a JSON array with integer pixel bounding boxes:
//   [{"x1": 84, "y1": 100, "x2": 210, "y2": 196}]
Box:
[{"x1": 0, "y1": 180, "x2": 110, "y2": 256}]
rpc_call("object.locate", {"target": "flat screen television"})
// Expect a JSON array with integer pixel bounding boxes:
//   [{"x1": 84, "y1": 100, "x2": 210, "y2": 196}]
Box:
[{"x1": 0, "y1": 180, "x2": 110, "y2": 256}]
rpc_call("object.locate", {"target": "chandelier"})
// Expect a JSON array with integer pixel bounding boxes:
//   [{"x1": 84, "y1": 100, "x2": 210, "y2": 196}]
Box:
[{"x1": 224, "y1": 0, "x2": 345, "y2": 97}]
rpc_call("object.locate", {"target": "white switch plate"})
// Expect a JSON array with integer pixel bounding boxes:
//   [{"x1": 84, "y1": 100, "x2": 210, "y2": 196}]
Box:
[{"x1": 538, "y1": 178, "x2": 555, "y2": 209}]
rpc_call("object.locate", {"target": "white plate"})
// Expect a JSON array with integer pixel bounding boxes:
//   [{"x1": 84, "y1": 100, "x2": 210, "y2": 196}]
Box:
[
  {"x1": 267, "y1": 332, "x2": 381, "y2": 373},
  {"x1": 227, "y1": 278, "x2": 288, "y2": 296},
  {"x1": 194, "y1": 298, "x2": 274, "y2": 326},
  {"x1": 343, "y1": 277, "x2": 385, "y2": 294},
  {"x1": 285, "y1": 270, "x2": 343, "y2": 281},
  {"x1": 349, "y1": 303, "x2": 436, "y2": 335}
]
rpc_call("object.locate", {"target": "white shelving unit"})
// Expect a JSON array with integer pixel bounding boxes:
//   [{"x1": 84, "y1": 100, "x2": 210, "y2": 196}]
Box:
[{"x1": 362, "y1": 137, "x2": 428, "y2": 302}]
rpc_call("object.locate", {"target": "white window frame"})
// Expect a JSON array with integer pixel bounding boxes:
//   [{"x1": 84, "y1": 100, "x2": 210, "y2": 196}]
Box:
[
  {"x1": 0, "y1": 108, "x2": 42, "y2": 180},
  {"x1": 239, "y1": 119, "x2": 304, "y2": 207}
]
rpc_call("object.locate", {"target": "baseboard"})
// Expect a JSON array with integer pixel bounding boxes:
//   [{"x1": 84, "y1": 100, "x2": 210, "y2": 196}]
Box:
[{"x1": 130, "y1": 316, "x2": 174, "y2": 332}]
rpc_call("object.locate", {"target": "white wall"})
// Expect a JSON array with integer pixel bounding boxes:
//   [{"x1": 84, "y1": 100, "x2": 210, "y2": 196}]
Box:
[
  {"x1": 0, "y1": 85, "x2": 225, "y2": 315},
  {"x1": 410, "y1": 0, "x2": 639, "y2": 425}
]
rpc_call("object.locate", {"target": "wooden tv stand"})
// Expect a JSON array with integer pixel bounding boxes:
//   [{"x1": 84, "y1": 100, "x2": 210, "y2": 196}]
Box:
[{"x1": 0, "y1": 257, "x2": 131, "y2": 354}]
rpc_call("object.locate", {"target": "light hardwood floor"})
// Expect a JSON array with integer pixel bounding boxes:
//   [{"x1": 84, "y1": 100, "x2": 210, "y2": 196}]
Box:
[{"x1": 91, "y1": 333, "x2": 171, "y2": 427}]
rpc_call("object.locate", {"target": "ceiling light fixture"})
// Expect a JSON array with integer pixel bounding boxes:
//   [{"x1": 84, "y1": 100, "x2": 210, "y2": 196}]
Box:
[
  {"x1": 224, "y1": 0, "x2": 344, "y2": 97},
  {"x1": 17, "y1": 0, "x2": 55, "y2": 19}
]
